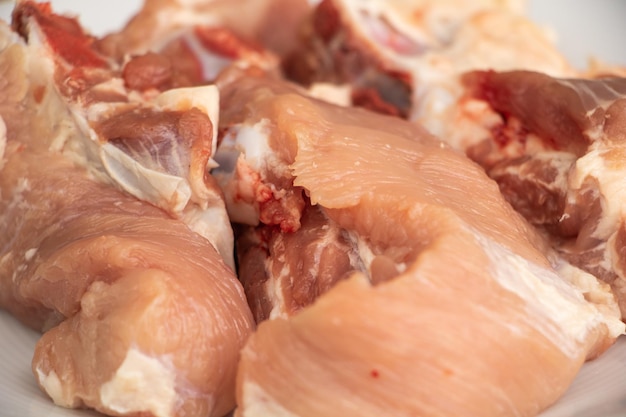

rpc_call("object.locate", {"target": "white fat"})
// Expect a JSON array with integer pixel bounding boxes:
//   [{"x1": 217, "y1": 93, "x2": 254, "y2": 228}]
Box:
[
  {"x1": 569, "y1": 145, "x2": 626, "y2": 240},
  {"x1": 214, "y1": 119, "x2": 275, "y2": 174},
  {"x1": 555, "y1": 260, "x2": 624, "y2": 339},
  {"x1": 182, "y1": 203, "x2": 235, "y2": 270},
  {"x1": 156, "y1": 85, "x2": 220, "y2": 165},
  {"x1": 352, "y1": 232, "x2": 376, "y2": 279},
  {"x1": 99, "y1": 348, "x2": 176, "y2": 417},
  {"x1": 24, "y1": 247, "x2": 37, "y2": 261},
  {"x1": 233, "y1": 120, "x2": 274, "y2": 167},
  {"x1": 213, "y1": 120, "x2": 275, "y2": 225},
  {"x1": 307, "y1": 83, "x2": 352, "y2": 107},
  {"x1": 266, "y1": 259, "x2": 290, "y2": 320},
  {"x1": 100, "y1": 142, "x2": 192, "y2": 215},
  {"x1": 475, "y1": 231, "x2": 624, "y2": 357},
  {"x1": 35, "y1": 368, "x2": 80, "y2": 408},
  {"x1": 240, "y1": 382, "x2": 299, "y2": 417}
]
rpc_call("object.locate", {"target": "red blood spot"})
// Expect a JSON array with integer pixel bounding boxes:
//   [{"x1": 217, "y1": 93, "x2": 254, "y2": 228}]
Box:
[{"x1": 370, "y1": 369, "x2": 380, "y2": 379}]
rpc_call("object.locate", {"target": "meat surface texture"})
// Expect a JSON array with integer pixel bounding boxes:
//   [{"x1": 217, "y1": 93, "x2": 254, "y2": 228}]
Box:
[
  {"x1": 0, "y1": 8, "x2": 254, "y2": 417},
  {"x1": 2, "y1": 2, "x2": 626, "y2": 417},
  {"x1": 284, "y1": 0, "x2": 574, "y2": 132},
  {"x1": 460, "y1": 69, "x2": 626, "y2": 317},
  {"x1": 12, "y1": 1, "x2": 237, "y2": 268},
  {"x1": 214, "y1": 72, "x2": 624, "y2": 417}
]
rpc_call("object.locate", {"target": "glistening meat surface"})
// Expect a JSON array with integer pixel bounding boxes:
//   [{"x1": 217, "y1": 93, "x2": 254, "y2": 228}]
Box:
[
  {"x1": 213, "y1": 72, "x2": 624, "y2": 417},
  {"x1": 0, "y1": 9, "x2": 254, "y2": 417},
  {"x1": 12, "y1": 1, "x2": 236, "y2": 268},
  {"x1": 461, "y1": 70, "x2": 626, "y2": 317},
  {"x1": 0, "y1": 147, "x2": 254, "y2": 417}
]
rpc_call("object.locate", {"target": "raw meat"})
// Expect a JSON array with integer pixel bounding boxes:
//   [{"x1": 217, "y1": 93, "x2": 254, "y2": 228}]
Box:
[
  {"x1": 460, "y1": 69, "x2": 626, "y2": 317},
  {"x1": 13, "y1": 1, "x2": 235, "y2": 267},
  {"x1": 0, "y1": 8, "x2": 254, "y2": 417},
  {"x1": 284, "y1": 0, "x2": 574, "y2": 134},
  {"x1": 97, "y1": 0, "x2": 310, "y2": 68},
  {"x1": 0, "y1": 147, "x2": 254, "y2": 417},
  {"x1": 212, "y1": 71, "x2": 624, "y2": 416}
]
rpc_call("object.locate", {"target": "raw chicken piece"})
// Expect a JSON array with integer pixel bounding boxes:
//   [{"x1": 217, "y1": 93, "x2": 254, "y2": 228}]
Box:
[
  {"x1": 460, "y1": 69, "x2": 626, "y2": 317},
  {"x1": 12, "y1": 1, "x2": 237, "y2": 266},
  {"x1": 212, "y1": 71, "x2": 624, "y2": 416},
  {"x1": 284, "y1": 0, "x2": 574, "y2": 132},
  {"x1": 0, "y1": 147, "x2": 254, "y2": 417},
  {"x1": 97, "y1": 0, "x2": 310, "y2": 66},
  {"x1": 0, "y1": 9, "x2": 254, "y2": 417}
]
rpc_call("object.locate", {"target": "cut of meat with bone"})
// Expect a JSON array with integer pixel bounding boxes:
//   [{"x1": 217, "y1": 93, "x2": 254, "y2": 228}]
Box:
[
  {"x1": 212, "y1": 71, "x2": 624, "y2": 417},
  {"x1": 283, "y1": 0, "x2": 574, "y2": 125},
  {"x1": 97, "y1": 0, "x2": 309, "y2": 78},
  {"x1": 12, "y1": 2, "x2": 236, "y2": 267},
  {"x1": 0, "y1": 11, "x2": 254, "y2": 417},
  {"x1": 98, "y1": 0, "x2": 311, "y2": 59},
  {"x1": 461, "y1": 70, "x2": 626, "y2": 317}
]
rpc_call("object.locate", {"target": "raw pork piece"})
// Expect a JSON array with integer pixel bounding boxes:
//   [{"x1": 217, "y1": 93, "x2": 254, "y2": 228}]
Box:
[
  {"x1": 283, "y1": 0, "x2": 574, "y2": 132},
  {"x1": 460, "y1": 69, "x2": 626, "y2": 317},
  {"x1": 212, "y1": 71, "x2": 624, "y2": 417},
  {"x1": 0, "y1": 9, "x2": 254, "y2": 417}
]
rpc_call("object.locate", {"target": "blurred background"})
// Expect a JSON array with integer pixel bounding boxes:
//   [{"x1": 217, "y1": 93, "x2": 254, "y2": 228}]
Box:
[{"x1": 0, "y1": 0, "x2": 625, "y2": 69}]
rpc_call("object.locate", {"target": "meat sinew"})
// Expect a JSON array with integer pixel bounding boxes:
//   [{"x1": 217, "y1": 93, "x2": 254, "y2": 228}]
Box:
[
  {"x1": 460, "y1": 69, "x2": 626, "y2": 318},
  {"x1": 0, "y1": 10, "x2": 254, "y2": 417},
  {"x1": 212, "y1": 71, "x2": 624, "y2": 417}
]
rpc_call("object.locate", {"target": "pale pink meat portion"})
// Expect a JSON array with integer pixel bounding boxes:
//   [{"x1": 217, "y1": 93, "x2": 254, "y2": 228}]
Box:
[
  {"x1": 0, "y1": 148, "x2": 253, "y2": 417},
  {"x1": 213, "y1": 72, "x2": 624, "y2": 417},
  {"x1": 0, "y1": 6, "x2": 255, "y2": 417},
  {"x1": 12, "y1": 1, "x2": 238, "y2": 267},
  {"x1": 461, "y1": 70, "x2": 626, "y2": 317}
]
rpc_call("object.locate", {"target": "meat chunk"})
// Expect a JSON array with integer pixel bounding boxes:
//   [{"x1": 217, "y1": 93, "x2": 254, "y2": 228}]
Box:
[
  {"x1": 0, "y1": 146, "x2": 254, "y2": 417},
  {"x1": 283, "y1": 0, "x2": 574, "y2": 126},
  {"x1": 0, "y1": 8, "x2": 254, "y2": 417},
  {"x1": 461, "y1": 69, "x2": 626, "y2": 317},
  {"x1": 12, "y1": 1, "x2": 235, "y2": 267},
  {"x1": 96, "y1": 0, "x2": 312, "y2": 84},
  {"x1": 212, "y1": 71, "x2": 624, "y2": 417}
]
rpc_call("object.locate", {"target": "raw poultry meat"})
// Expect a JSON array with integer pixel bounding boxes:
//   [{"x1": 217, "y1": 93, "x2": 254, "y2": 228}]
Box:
[
  {"x1": 0, "y1": 147, "x2": 254, "y2": 417},
  {"x1": 0, "y1": 5, "x2": 255, "y2": 417},
  {"x1": 284, "y1": 0, "x2": 575, "y2": 133},
  {"x1": 97, "y1": 0, "x2": 311, "y2": 69},
  {"x1": 12, "y1": 1, "x2": 237, "y2": 267},
  {"x1": 212, "y1": 70, "x2": 624, "y2": 416},
  {"x1": 459, "y1": 69, "x2": 626, "y2": 318},
  {"x1": 1, "y1": 2, "x2": 626, "y2": 417}
]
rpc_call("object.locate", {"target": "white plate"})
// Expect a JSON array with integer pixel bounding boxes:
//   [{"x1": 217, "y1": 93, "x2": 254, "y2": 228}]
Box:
[{"x1": 0, "y1": 1, "x2": 625, "y2": 417}]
